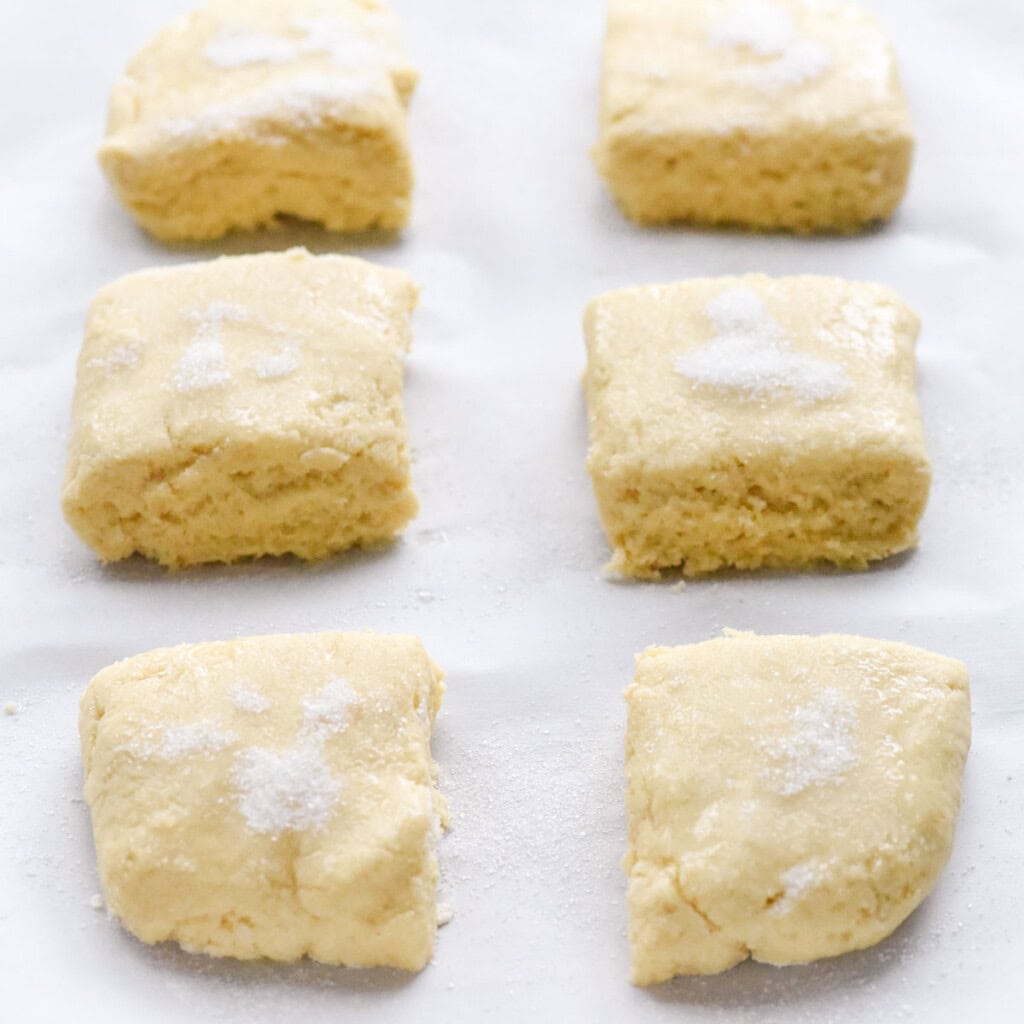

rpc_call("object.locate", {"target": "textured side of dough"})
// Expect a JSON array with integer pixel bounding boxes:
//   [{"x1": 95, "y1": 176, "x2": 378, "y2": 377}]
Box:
[
  {"x1": 62, "y1": 248, "x2": 418, "y2": 567},
  {"x1": 624, "y1": 632, "x2": 970, "y2": 984},
  {"x1": 583, "y1": 274, "x2": 930, "y2": 577},
  {"x1": 596, "y1": 125, "x2": 912, "y2": 233},
  {"x1": 100, "y1": 0, "x2": 417, "y2": 240},
  {"x1": 80, "y1": 631, "x2": 446, "y2": 970},
  {"x1": 595, "y1": 0, "x2": 913, "y2": 231}
]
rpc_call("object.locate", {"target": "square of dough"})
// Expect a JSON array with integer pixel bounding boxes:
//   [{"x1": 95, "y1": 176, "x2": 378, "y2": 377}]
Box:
[
  {"x1": 62, "y1": 247, "x2": 419, "y2": 567},
  {"x1": 583, "y1": 274, "x2": 930, "y2": 577},
  {"x1": 100, "y1": 0, "x2": 417, "y2": 240},
  {"x1": 625, "y1": 632, "x2": 970, "y2": 984},
  {"x1": 594, "y1": 0, "x2": 914, "y2": 231},
  {"x1": 80, "y1": 631, "x2": 447, "y2": 970}
]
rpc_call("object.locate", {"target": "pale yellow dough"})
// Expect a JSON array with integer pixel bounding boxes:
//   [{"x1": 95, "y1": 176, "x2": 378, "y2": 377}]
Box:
[
  {"x1": 595, "y1": 0, "x2": 914, "y2": 231},
  {"x1": 583, "y1": 274, "x2": 930, "y2": 577},
  {"x1": 62, "y1": 248, "x2": 418, "y2": 567},
  {"x1": 625, "y1": 632, "x2": 970, "y2": 984},
  {"x1": 100, "y1": 0, "x2": 417, "y2": 240},
  {"x1": 80, "y1": 631, "x2": 447, "y2": 970}
]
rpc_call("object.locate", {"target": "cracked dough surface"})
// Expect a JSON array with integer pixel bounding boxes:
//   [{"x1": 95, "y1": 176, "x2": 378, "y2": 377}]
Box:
[
  {"x1": 79, "y1": 631, "x2": 446, "y2": 970},
  {"x1": 624, "y1": 632, "x2": 970, "y2": 984},
  {"x1": 100, "y1": 0, "x2": 416, "y2": 240},
  {"x1": 594, "y1": 0, "x2": 913, "y2": 231},
  {"x1": 62, "y1": 247, "x2": 418, "y2": 567},
  {"x1": 583, "y1": 274, "x2": 930, "y2": 577}
]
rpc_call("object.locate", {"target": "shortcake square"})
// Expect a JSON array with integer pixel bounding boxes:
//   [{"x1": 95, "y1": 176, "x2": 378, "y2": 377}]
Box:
[
  {"x1": 625, "y1": 632, "x2": 970, "y2": 983},
  {"x1": 100, "y1": 0, "x2": 417, "y2": 240},
  {"x1": 594, "y1": 0, "x2": 914, "y2": 231},
  {"x1": 80, "y1": 631, "x2": 447, "y2": 969},
  {"x1": 63, "y1": 248, "x2": 418, "y2": 567},
  {"x1": 583, "y1": 275, "x2": 929, "y2": 577}
]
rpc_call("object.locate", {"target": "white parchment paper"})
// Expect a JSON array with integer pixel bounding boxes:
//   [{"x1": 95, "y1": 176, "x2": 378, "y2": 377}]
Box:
[{"x1": 1, "y1": 1, "x2": 1022, "y2": 1021}]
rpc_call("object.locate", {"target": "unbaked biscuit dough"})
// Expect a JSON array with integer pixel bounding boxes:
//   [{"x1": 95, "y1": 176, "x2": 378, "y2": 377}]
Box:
[
  {"x1": 100, "y1": 0, "x2": 417, "y2": 240},
  {"x1": 625, "y1": 632, "x2": 970, "y2": 984},
  {"x1": 583, "y1": 274, "x2": 930, "y2": 577},
  {"x1": 62, "y1": 247, "x2": 418, "y2": 567},
  {"x1": 594, "y1": 0, "x2": 914, "y2": 231},
  {"x1": 80, "y1": 631, "x2": 447, "y2": 969}
]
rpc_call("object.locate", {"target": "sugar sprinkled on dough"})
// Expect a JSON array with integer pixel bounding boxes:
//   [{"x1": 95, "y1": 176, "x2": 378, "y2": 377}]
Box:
[
  {"x1": 251, "y1": 345, "x2": 300, "y2": 380},
  {"x1": 820, "y1": 298, "x2": 899, "y2": 358},
  {"x1": 293, "y1": 15, "x2": 383, "y2": 67},
  {"x1": 204, "y1": 16, "x2": 382, "y2": 71},
  {"x1": 708, "y1": 0, "x2": 832, "y2": 93},
  {"x1": 229, "y1": 683, "x2": 271, "y2": 714},
  {"x1": 232, "y1": 740, "x2": 342, "y2": 834},
  {"x1": 761, "y1": 688, "x2": 858, "y2": 796},
  {"x1": 735, "y1": 38, "x2": 831, "y2": 92},
  {"x1": 181, "y1": 303, "x2": 304, "y2": 386},
  {"x1": 171, "y1": 339, "x2": 230, "y2": 391},
  {"x1": 770, "y1": 860, "x2": 821, "y2": 915},
  {"x1": 170, "y1": 302, "x2": 257, "y2": 392},
  {"x1": 849, "y1": 31, "x2": 895, "y2": 100},
  {"x1": 204, "y1": 31, "x2": 296, "y2": 68},
  {"x1": 707, "y1": 0, "x2": 794, "y2": 54},
  {"x1": 87, "y1": 344, "x2": 140, "y2": 374},
  {"x1": 674, "y1": 287, "x2": 849, "y2": 403},
  {"x1": 155, "y1": 720, "x2": 238, "y2": 760},
  {"x1": 705, "y1": 286, "x2": 772, "y2": 335},
  {"x1": 160, "y1": 73, "x2": 389, "y2": 147},
  {"x1": 303, "y1": 677, "x2": 359, "y2": 736},
  {"x1": 194, "y1": 300, "x2": 253, "y2": 323},
  {"x1": 173, "y1": 301, "x2": 296, "y2": 392},
  {"x1": 228, "y1": 678, "x2": 358, "y2": 834}
]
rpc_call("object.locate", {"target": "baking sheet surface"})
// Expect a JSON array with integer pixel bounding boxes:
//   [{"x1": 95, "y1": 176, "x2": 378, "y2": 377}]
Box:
[{"x1": 1, "y1": 1, "x2": 1022, "y2": 1021}]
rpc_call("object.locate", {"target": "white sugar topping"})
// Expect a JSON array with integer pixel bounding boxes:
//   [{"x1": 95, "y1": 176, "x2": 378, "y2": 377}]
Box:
[
  {"x1": 293, "y1": 15, "x2": 382, "y2": 66},
  {"x1": 160, "y1": 72, "x2": 387, "y2": 146},
  {"x1": 229, "y1": 678, "x2": 358, "y2": 834},
  {"x1": 708, "y1": 1, "x2": 831, "y2": 93},
  {"x1": 770, "y1": 860, "x2": 820, "y2": 915},
  {"x1": 204, "y1": 16, "x2": 382, "y2": 71},
  {"x1": 232, "y1": 740, "x2": 341, "y2": 834},
  {"x1": 172, "y1": 302, "x2": 245, "y2": 390},
  {"x1": 360, "y1": 273, "x2": 390, "y2": 301},
  {"x1": 762, "y1": 688, "x2": 858, "y2": 796},
  {"x1": 229, "y1": 683, "x2": 271, "y2": 714},
  {"x1": 692, "y1": 800, "x2": 724, "y2": 840},
  {"x1": 172, "y1": 302, "x2": 302, "y2": 391},
  {"x1": 87, "y1": 344, "x2": 140, "y2": 374},
  {"x1": 675, "y1": 287, "x2": 849, "y2": 403},
  {"x1": 302, "y1": 678, "x2": 358, "y2": 736},
  {"x1": 171, "y1": 338, "x2": 230, "y2": 392},
  {"x1": 251, "y1": 345, "x2": 300, "y2": 380},
  {"x1": 130, "y1": 677, "x2": 361, "y2": 836},
  {"x1": 708, "y1": 0, "x2": 793, "y2": 54},
  {"x1": 149, "y1": 720, "x2": 237, "y2": 760},
  {"x1": 734, "y1": 38, "x2": 831, "y2": 92},
  {"x1": 706, "y1": 286, "x2": 770, "y2": 334},
  {"x1": 850, "y1": 33, "x2": 894, "y2": 99},
  {"x1": 193, "y1": 301, "x2": 252, "y2": 324},
  {"x1": 819, "y1": 299, "x2": 898, "y2": 358},
  {"x1": 336, "y1": 306, "x2": 390, "y2": 332},
  {"x1": 676, "y1": 335, "x2": 847, "y2": 402},
  {"x1": 204, "y1": 31, "x2": 295, "y2": 68}
]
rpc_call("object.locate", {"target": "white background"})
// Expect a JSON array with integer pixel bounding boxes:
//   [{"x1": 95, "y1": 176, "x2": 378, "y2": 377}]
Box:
[{"x1": 1, "y1": 1, "x2": 1022, "y2": 1021}]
